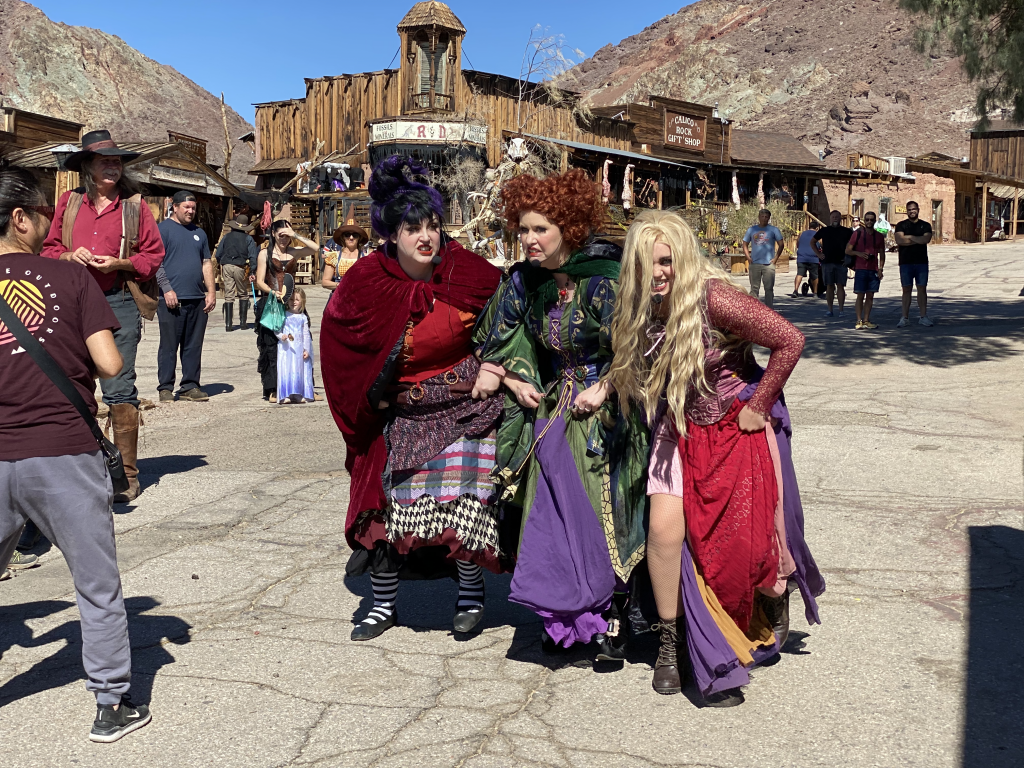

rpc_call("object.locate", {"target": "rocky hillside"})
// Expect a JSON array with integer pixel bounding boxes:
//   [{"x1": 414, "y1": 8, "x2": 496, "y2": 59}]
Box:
[
  {"x1": 571, "y1": 0, "x2": 978, "y2": 166},
  {"x1": 0, "y1": 0, "x2": 254, "y2": 182}
]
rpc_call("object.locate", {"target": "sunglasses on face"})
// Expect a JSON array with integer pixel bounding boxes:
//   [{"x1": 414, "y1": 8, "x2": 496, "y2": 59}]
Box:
[{"x1": 24, "y1": 205, "x2": 56, "y2": 220}]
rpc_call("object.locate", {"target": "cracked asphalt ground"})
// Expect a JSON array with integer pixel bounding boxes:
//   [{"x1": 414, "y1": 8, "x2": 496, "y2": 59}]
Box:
[{"x1": 1, "y1": 243, "x2": 1021, "y2": 768}]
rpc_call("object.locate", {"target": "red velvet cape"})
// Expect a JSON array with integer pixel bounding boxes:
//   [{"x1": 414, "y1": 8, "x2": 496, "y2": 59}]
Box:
[{"x1": 320, "y1": 240, "x2": 502, "y2": 546}]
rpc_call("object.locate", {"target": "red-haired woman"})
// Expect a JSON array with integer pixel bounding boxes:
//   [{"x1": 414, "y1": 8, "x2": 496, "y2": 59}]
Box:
[{"x1": 474, "y1": 169, "x2": 647, "y2": 658}]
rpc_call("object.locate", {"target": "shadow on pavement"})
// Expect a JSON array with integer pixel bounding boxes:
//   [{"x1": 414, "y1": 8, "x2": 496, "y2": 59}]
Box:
[
  {"x1": 202, "y1": 383, "x2": 235, "y2": 397},
  {"x1": 963, "y1": 525, "x2": 1024, "y2": 768},
  {"x1": 774, "y1": 296, "x2": 1023, "y2": 367},
  {"x1": 0, "y1": 596, "x2": 191, "y2": 707},
  {"x1": 137, "y1": 454, "x2": 208, "y2": 486}
]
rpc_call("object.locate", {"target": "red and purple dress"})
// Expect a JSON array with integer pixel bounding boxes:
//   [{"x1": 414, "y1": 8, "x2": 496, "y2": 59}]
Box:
[{"x1": 648, "y1": 279, "x2": 826, "y2": 696}]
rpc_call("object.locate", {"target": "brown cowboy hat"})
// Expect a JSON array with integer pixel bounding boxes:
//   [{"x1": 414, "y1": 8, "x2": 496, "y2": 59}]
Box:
[
  {"x1": 227, "y1": 214, "x2": 254, "y2": 232},
  {"x1": 333, "y1": 219, "x2": 368, "y2": 245},
  {"x1": 64, "y1": 130, "x2": 141, "y2": 172}
]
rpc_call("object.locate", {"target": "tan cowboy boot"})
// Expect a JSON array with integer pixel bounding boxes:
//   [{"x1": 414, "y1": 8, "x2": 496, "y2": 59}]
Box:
[{"x1": 110, "y1": 403, "x2": 141, "y2": 502}]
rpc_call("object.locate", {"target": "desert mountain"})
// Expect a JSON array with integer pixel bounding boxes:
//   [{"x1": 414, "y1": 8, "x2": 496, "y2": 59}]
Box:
[
  {"x1": 0, "y1": 0, "x2": 254, "y2": 183},
  {"x1": 571, "y1": 0, "x2": 978, "y2": 167}
]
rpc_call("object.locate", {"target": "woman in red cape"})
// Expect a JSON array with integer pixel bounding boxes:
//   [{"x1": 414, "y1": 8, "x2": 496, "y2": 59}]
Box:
[{"x1": 321, "y1": 155, "x2": 505, "y2": 640}]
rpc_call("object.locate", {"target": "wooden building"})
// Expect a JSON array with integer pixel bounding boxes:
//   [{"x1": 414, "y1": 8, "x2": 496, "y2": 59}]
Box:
[
  {"x1": 7, "y1": 131, "x2": 242, "y2": 247},
  {"x1": 251, "y1": 1, "x2": 902, "y2": 269}
]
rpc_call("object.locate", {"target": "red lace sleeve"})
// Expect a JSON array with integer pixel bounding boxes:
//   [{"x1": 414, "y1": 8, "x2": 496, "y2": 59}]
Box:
[{"x1": 706, "y1": 280, "x2": 805, "y2": 416}]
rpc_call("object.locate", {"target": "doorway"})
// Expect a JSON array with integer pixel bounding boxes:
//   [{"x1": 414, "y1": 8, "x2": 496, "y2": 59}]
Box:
[{"x1": 932, "y1": 200, "x2": 943, "y2": 242}]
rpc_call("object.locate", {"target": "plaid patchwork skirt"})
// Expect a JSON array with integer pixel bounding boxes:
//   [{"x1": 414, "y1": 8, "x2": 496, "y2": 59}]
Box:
[{"x1": 387, "y1": 432, "x2": 501, "y2": 555}]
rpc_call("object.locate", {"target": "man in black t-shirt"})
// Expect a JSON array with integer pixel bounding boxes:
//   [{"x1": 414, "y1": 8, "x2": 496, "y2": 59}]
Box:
[
  {"x1": 813, "y1": 210, "x2": 853, "y2": 317},
  {"x1": 894, "y1": 200, "x2": 934, "y2": 327}
]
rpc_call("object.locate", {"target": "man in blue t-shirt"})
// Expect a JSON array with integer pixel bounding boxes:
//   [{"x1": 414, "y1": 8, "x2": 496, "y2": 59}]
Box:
[
  {"x1": 742, "y1": 209, "x2": 786, "y2": 308},
  {"x1": 155, "y1": 191, "x2": 215, "y2": 402},
  {"x1": 790, "y1": 223, "x2": 822, "y2": 297}
]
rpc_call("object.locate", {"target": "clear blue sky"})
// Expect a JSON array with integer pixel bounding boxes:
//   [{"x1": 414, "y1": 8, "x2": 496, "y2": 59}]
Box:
[{"x1": 31, "y1": 1, "x2": 692, "y2": 124}]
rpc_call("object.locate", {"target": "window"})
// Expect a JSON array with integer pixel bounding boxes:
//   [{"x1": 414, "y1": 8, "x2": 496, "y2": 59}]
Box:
[
  {"x1": 852, "y1": 199, "x2": 865, "y2": 218},
  {"x1": 414, "y1": 37, "x2": 449, "y2": 108},
  {"x1": 879, "y1": 197, "x2": 891, "y2": 220}
]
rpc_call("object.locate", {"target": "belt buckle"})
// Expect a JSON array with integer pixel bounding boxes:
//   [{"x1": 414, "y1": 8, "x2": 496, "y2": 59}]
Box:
[
  {"x1": 443, "y1": 369, "x2": 460, "y2": 385},
  {"x1": 408, "y1": 383, "x2": 425, "y2": 402}
]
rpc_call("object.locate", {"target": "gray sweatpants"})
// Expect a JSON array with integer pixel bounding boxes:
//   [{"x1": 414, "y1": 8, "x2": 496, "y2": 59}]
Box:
[
  {"x1": 0, "y1": 451, "x2": 131, "y2": 706},
  {"x1": 749, "y1": 263, "x2": 777, "y2": 308}
]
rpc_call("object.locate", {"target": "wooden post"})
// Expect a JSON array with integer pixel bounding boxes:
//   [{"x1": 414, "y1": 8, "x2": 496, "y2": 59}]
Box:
[
  {"x1": 981, "y1": 181, "x2": 988, "y2": 244},
  {"x1": 1007, "y1": 191, "x2": 1015, "y2": 241},
  {"x1": 685, "y1": 187, "x2": 691, "y2": 208},
  {"x1": 847, "y1": 180, "x2": 853, "y2": 215}
]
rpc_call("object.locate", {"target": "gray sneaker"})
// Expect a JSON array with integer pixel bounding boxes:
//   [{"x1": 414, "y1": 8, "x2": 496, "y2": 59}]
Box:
[
  {"x1": 178, "y1": 388, "x2": 210, "y2": 402},
  {"x1": 919, "y1": 316, "x2": 934, "y2": 327},
  {"x1": 8, "y1": 551, "x2": 39, "y2": 570},
  {"x1": 158, "y1": 390, "x2": 175, "y2": 402}
]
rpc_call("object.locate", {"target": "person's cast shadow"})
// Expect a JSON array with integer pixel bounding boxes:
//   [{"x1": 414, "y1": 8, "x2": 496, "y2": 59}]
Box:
[{"x1": 0, "y1": 596, "x2": 191, "y2": 706}]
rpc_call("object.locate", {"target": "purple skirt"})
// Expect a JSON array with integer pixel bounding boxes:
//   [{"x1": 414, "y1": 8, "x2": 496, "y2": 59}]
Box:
[{"x1": 508, "y1": 414, "x2": 616, "y2": 646}]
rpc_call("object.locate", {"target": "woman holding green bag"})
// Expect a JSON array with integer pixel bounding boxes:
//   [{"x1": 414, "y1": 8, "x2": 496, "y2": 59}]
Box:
[{"x1": 255, "y1": 220, "x2": 317, "y2": 402}]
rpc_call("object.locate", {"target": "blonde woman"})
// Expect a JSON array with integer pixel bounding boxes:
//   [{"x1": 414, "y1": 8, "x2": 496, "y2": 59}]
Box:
[{"x1": 607, "y1": 210, "x2": 824, "y2": 706}]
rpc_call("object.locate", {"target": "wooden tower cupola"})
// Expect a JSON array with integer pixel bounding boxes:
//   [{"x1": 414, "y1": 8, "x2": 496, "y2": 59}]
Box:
[{"x1": 397, "y1": 1, "x2": 466, "y2": 114}]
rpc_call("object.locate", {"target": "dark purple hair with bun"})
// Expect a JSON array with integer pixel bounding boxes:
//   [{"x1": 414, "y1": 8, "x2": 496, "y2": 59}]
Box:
[{"x1": 368, "y1": 155, "x2": 446, "y2": 245}]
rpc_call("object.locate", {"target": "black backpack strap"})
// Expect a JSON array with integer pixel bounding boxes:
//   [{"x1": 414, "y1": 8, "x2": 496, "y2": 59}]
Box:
[{"x1": 0, "y1": 289, "x2": 107, "y2": 447}]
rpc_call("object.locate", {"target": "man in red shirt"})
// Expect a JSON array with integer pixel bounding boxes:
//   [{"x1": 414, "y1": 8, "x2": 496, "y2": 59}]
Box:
[
  {"x1": 41, "y1": 130, "x2": 164, "y2": 502},
  {"x1": 845, "y1": 211, "x2": 886, "y2": 330}
]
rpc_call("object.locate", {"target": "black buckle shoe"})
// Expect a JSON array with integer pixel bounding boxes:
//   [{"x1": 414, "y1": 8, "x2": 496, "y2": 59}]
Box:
[
  {"x1": 453, "y1": 608, "x2": 484, "y2": 634},
  {"x1": 351, "y1": 611, "x2": 397, "y2": 641},
  {"x1": 89, "y1": 696, "x2": 152, "y2": 743},
  {"x1": 594, "y1": 593, "x2": 629, "y2": 661}
]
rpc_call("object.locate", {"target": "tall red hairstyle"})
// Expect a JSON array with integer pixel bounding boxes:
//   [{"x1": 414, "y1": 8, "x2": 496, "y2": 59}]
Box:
[{"x1": 499, "y1": 168, "x2": 605, "y2": 251}]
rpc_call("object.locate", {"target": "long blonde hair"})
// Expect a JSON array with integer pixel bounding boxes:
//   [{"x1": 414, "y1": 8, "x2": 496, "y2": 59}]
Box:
[{"x1": 606, "y1": 209, "x2": 748, "y2": 432}]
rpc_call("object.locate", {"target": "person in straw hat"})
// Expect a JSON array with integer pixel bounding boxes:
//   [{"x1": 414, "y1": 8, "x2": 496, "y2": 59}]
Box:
[
  {"x1": 41, "y1": 129, "x2": 165, "y2": 503},
  {"x1": 214, "y1": 213, "x2": 258, "y2": 331},
  {"x1": 322, "y1": 218, "x2": 368, "y2": 291},
  {"x1": 254, "y1": 218, "x2": 318, "y2": 402}
]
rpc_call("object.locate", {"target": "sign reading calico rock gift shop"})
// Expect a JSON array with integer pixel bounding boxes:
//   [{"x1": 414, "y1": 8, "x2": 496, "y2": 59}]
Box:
[
  {"x1": 664, "y1": 111, "x2": 706, "y2": 152},
  {"x1": 369, "y1": 119, "x2": 488, "y2": 146}
]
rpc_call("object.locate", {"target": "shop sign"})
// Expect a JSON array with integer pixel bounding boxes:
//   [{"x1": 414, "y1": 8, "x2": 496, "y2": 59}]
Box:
[
  {"x1": 664, "y1": 111, "x2": 706, "y2": 152},
  {"x1": 369, "y1": 120, "x2": 487, "y2": 146},
  {"x1": 150, "y1": 165, "x2": 208, "y2": 189},
  {"x1": 167, "y1": 131, "x2": 208, "y2": 163}
]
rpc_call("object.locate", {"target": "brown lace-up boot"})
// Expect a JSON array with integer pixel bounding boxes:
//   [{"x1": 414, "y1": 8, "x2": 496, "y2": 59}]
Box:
[
  {"x1": 109, "y1": 403, "x2": 141, "y2": 503},
  {"x1": 653, "y1": 618, "x2": 685, "y2": 694}
]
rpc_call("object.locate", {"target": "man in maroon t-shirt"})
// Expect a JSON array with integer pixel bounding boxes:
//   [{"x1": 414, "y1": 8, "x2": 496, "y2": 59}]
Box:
[
  {"x1": 0, "y1": 168, "x2": 152, "y2": 742},
  {"x1": 845, "y1": 211, "x2": 886, "y2": 329}
]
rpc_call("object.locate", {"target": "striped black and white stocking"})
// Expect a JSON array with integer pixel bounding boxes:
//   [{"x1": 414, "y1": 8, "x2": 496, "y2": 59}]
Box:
[
  {"x1": 362, "y1": 571, "x2": 398, "y2": 625},
  {"x1": 456, "y1": 560, "x2": 485, "y2": 613}
]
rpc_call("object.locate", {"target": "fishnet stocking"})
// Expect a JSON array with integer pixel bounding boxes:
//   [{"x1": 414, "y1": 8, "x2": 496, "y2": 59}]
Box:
[{"x1": 648, "y1": 493, "x2": 687, "y2": 621}]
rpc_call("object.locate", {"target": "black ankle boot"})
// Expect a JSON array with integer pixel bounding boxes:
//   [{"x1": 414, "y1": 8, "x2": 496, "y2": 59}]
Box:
[
  {"x1": 653, "y1": 618, "x2": 683, "y2": 694},
  {"x1": 224, "y1": 302, "x2": 234, "y2": 331},
  {"x1": 759, "y1": 580, "x2": 795, "y2": 650},
  {"x1": 239, "y1": 299, "x2": 249, "y2": 329}
]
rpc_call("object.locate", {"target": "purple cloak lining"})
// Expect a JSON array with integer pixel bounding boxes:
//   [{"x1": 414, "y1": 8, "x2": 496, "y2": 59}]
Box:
[{"x1": 508, "y1": 414, "x2": 615, "y2": 647}]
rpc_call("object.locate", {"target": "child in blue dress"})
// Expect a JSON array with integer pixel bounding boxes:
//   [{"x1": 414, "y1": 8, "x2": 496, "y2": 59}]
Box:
[{"x1": 277, "y1": 287, "x2": 315, "y2": 403}]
